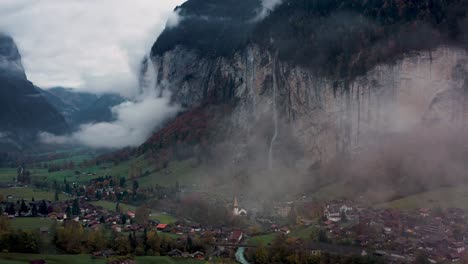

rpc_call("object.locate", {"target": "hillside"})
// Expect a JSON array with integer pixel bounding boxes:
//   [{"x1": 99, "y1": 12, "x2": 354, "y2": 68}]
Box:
[
  {"x1": 129, "y1": 0, "x2": 468, "y2": 201},
  {"x1": 0, "y1": 34, "x2": 69, "y2": 151},
  {"x1": 40, "y1": 87, "x2": 124, "y2": 128}
]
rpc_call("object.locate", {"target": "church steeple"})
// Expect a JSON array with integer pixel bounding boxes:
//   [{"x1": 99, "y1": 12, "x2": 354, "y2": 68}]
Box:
[{"x1": 233, "y1": 195, "x2": 239, "y2": 215}]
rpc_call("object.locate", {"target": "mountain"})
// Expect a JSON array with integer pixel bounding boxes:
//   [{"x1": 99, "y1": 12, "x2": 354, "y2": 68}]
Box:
[
  {"x1": 101, "y1": 0, "x2": 468, "y2": 201},
  {"x1": 39, "y1": 87, "x2": 125, "y2": 128},
  {"x1": 0, "y1": 34, "x2": 69, "y2": 151}
]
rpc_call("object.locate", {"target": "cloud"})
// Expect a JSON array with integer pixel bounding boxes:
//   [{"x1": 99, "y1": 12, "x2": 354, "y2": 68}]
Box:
[
  {"x1": 40, "y1": 88, "x2": 180, "y2": 149},
  {"x1": 166, "y1": 9, "x2": 183, "y2": 29},
  {"x1": 0, "y1": 0, "x2": 185, "y2": 96},
  {"x1": 256, "y1": 0, "x2": 283, "y2": 21}
]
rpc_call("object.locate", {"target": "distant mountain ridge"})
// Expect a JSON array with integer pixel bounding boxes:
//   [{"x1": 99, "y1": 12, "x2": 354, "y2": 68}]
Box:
[
  {"x1": 0, "y1": 34, "x2": 69, "y2": 151},
  {"x1": 39, "y1": 87, "x2": 125, "y2": 128}
]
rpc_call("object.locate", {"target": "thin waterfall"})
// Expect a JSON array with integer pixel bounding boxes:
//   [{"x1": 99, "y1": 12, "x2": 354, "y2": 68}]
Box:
[{"x1": 268, "y1": 57, "x2": 278, "y2": 171}]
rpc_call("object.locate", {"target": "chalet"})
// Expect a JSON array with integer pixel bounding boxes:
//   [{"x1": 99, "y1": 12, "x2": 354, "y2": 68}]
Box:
[
  {"x1": 450, "y1": 242, "x2": 465, "y2": 254},
  {"x1": 168, "y1": 249, "x2": 189, "y2": 258},
  {"x1": 190, "y1": 251, "x2": 205, "y2": 259},
  {"x1": 111, "y1": 224, "x2": 122, "y2": 233},
  {"x1": 420, "y1": 208, "x2": 430, "y2": 217},
  {"x1": 156, "y1": 223, "x2": 169, "y2": 231},
  {"x1": 127, "y1": 211, "x2": 135, "y2": 218},
  {"x1": 448, "y1": 252, "x2": 460, "y2": 262},
  {"x1": 229, "y1": 230, "x2": 243, "y2": 243},
  {"x1": 324, "y1": 205, "x2": 341, "y2": 222},
  {"x1": 280, "y1": 227, "x2": 291, "y2": 235}
]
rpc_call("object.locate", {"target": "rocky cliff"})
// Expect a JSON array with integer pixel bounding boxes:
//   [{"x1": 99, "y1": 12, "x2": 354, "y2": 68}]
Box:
[
  {"x1": 141, "y1": 0, "x2": 468, "y2": 198},
  {"x1": 0, "y1": 34, "x2": 69, "y2": 151}
]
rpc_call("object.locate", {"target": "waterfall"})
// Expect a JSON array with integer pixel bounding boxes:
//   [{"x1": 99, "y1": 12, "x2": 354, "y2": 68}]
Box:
[
  {"x1": 247, "y1": 49, "x2": 256, "y2": 112},
  {"x1": 268, "y1": 57, "x2": 278, "y2": 171},
  {"x1": 138, "y1": 55, "x2": 158, "y2": 99}
]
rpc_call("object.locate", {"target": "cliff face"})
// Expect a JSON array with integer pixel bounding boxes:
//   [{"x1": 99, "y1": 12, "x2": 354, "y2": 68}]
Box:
[
  {"x1": 149, "y1": 45, "x2": 468, "y2": 171},
  {"x1": 0, "y1": 34, "x2": 69, "y2": 151},
  {"x1": 140, "y1": 0, "x2": 468, "y2": 197}
]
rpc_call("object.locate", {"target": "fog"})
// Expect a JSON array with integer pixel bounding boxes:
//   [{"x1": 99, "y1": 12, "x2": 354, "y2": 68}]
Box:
[
  {"x1": 256, "y1": 0, "x2": 283, "y2": 20},
  {"x1": 40, "y1": 53, "x2": 180, "y2": 149}
]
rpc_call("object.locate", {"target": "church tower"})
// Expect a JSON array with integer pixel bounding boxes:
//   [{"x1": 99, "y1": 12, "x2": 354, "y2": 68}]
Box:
[{"x1": 233, "y1": 195, "x2": 239, "y2": 215}]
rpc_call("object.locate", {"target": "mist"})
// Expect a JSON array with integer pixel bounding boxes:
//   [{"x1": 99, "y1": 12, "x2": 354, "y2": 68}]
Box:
[
  {"x1": 256, "y1": 0, "x2": 283, "y2": 20},
  {"x1": 40, "y1": 55, "x2": 180, "y2": 149}
]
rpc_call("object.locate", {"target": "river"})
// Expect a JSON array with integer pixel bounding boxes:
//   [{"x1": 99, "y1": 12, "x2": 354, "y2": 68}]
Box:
[{"x1": 235, "y1": 247, "x2": 250, "y2": 264}]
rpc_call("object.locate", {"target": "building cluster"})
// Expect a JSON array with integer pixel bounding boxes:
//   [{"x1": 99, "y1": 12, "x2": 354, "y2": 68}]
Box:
[{"x1": 322, "y1": 200, "x2": 468, "y2": 263}]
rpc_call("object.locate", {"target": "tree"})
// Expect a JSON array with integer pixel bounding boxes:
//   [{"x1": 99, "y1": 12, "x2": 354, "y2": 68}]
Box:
[
  {"x1": 0, "y1": 215, "x2": 10, "y2": 233},
  {"x1": 135, "y1": 206, "x2": 150, "y2": 227},
  {"x1": 39, "y1": 200, "x2": 48, "y2": 215},
  {"x1": 71, "y1": 199, "x2": 80, "y2": 216},
  {"x1": 31, "y1": 204, "x2": 38, "y2": 217},
  {"x1": 146, "y1": 230, "x2": 161, "y2": 255},
  {"x1": 54, "y1": 221, "x2": 85, "y2": 254},
  {"x1": 254, "y1": 244, "x2": 269, "y2": 264},
  {"x1": 54, "y1": 189, "x2": 59, "y2": 202},
  {"x1": 132, "y1": 180, "x2": 140, "y2": 201},
  {"x1": 19, "y1": 199, "x2": 29, "y2": 216},
  {"x1": 318, "y1": 229, "x2": 329, "y2": 243},
  {"x1": 87, "y1": 229, "x2": 107, "y2": 252}
]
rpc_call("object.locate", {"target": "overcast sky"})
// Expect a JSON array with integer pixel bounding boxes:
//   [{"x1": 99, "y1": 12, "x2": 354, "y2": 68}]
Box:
[{"x1": 0, "y1": 0, "x2": 185, "y2": 96}]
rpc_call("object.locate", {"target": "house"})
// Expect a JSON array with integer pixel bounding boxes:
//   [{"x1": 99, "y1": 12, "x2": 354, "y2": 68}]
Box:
[
  {"x1": 111, "y1": 224, "x2": 122, "y2": 233},
  {"x1": 127, "y1": 211, "x2": 135, "y2": 218},
  {"x1": 448, "y1": 252, "x2": 460, "y2": 262},
  {"x1": 450, "y1": 242, "x2": 465, "y2": 254},
  {"x1": 167, "y1": 249, "x2": 189, "y2": 258},
  {"x1": 190, "y1": 251, "x2": 205, "y2": 259},
  {"x1": 229, "y1": 230, "x2": 243, "y2": 243},
  {"x1": 156, "y1": 223, "x2": 168, "y2": 231},
  {"x1": 280, "y1": 227, "x2": 291, "y2": 235},
  {"x1": 420, "y1": 208, "x2": 430, "y2": 217}
]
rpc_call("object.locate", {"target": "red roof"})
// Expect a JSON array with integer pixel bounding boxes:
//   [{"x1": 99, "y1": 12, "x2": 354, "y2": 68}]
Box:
[{"x1": 156, "y1": 223, "x2": 168, "y2": 229}]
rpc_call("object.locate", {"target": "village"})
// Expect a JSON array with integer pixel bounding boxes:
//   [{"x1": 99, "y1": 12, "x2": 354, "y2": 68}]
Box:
[{"x1": 3, "y1": 175, "x2": 468, "y2": 264}]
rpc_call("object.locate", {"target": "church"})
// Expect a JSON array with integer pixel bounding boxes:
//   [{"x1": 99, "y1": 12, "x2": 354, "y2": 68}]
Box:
[{"x1": 232, "y1": 195, "x2": 247, "y2": 216}]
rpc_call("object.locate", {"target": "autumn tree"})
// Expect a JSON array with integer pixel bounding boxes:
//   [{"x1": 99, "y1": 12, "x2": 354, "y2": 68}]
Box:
[{"x1": 87, "y1": 229, "x2": 107, "y2": 253}]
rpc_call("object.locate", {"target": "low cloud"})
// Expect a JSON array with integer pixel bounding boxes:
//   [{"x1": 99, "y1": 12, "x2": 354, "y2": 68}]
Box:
[
  {"x1": 166, "y1": 9, "x2": 183, "y2": 29},
  {"x1": 40, "y1": 89, "x2": 180, "y2": 149},
  {"x1": 255, "y1": 0, "x2": 283, "y2": 21}
]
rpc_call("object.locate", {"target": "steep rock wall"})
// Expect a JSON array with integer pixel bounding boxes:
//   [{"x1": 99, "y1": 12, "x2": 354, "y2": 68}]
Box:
[{"x1": 149, "y1": 46, "x2": 468, "y2": 172}]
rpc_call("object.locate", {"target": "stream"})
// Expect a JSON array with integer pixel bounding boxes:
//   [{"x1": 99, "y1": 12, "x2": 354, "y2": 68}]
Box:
[{"x1": 235, "y1": 247, "x2": 250, "y2": 264}]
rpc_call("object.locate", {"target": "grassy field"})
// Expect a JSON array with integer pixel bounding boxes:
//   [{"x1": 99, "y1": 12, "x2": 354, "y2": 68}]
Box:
[
  {"x1": 378, "y1": 184, "x2": 468, "y2": 210},
  {"x1": 91, "y1": 200, "x2": 136, "y2": 212},
  {"x1": 150, "y1": 212, "x2": 177, "y2": 224},
  {"x1": 0, "y1": 168, "x2": 17, "y2": 183},
  {"x1": 0, "y1": 254, "x2": 205, "y2": 264},
  {"x1": 10, "y1": 217, "x2": 55, "y2": 231},
  {"x1": 0, "y1": 187, "x2": 68, "y2": 201},
  {"x1": 290, "y1": 225, "x2": 318, "y2": 240},
  {"x1": 138, "y1": 159, "x2": 205, "y2": 187},
  {"x1": 248, "y1": 233, "x2": 276, "y2": 245}
]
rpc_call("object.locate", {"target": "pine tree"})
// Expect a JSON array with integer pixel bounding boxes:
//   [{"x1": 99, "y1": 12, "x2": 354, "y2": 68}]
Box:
[
  {"x1": 71, "y1": 199, "x2": 80, "y2": 216},
  {"x1": 31, "y1": 204, "x2": 38, "y2": 217}
]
